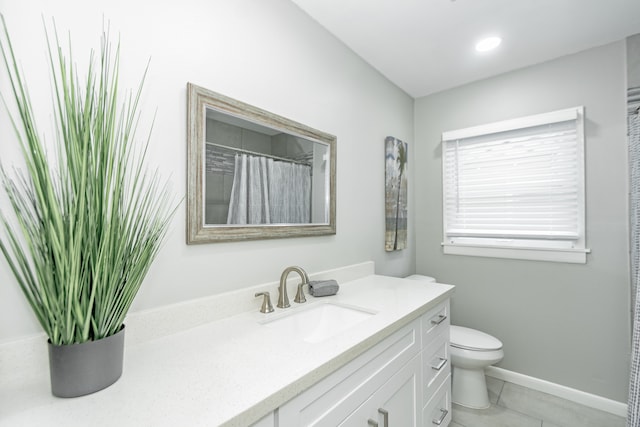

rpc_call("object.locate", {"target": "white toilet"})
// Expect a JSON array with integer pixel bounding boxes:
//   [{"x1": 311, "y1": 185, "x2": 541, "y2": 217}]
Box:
[
  {"x1": 404, "y1": 274, "x2": 504, "y2": 409},
  {"x1": 449, "y1": 325, "x2": 503, "y2": 409}
]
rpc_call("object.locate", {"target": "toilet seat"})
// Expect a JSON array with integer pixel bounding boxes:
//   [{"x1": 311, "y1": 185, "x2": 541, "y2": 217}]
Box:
[{"x1": 450, "y1": 325, "x2": 502, "y2": 351}]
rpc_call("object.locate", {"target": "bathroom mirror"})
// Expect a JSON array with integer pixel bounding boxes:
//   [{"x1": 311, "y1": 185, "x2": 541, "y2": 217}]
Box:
[{"x1": 187, "y1": 83, "x2": 337, "y2": 243}]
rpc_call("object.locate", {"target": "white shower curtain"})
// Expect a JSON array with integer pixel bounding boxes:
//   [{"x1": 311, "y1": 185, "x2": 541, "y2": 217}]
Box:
[
  {"x1": 628, "y1": 109, "x2": 640, "y2": 427},
  {"x1": 227, "y1": 154, "x2": 311, "y2": 224}
]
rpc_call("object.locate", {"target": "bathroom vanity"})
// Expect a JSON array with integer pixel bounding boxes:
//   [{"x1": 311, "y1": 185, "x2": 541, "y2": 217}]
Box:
[
  {"x1": 274, "y1": 299, "x2": 451, "y2": 427},
  {"x1": 0, "y1": 262, "x2": 454, "y2": 426}
]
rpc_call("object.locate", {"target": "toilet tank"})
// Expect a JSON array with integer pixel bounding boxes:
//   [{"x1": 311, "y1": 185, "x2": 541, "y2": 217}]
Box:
[{"x1": 405, "y1": 274, "x2": 436, "y2": 283}]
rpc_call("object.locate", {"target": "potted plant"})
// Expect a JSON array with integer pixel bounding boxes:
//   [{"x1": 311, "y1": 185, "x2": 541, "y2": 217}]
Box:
[{"x1": 0, "y1": 17, "x2": 177, "y2": 397}]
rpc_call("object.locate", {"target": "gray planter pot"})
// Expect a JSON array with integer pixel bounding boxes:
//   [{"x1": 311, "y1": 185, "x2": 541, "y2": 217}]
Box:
[{"x1": 47, "y1": 325, "x2": 125, "y2": 398}]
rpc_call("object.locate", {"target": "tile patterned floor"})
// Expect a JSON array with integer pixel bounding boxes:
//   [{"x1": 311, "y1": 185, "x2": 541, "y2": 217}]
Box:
[{"x1": 450, "y1": 377, "x2": 626, "y2": 427}]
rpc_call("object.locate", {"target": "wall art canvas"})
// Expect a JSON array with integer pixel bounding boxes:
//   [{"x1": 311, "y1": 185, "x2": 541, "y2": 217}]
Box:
[{"x1": 385, "y1": 136, "x2": 408, "y2": 251}]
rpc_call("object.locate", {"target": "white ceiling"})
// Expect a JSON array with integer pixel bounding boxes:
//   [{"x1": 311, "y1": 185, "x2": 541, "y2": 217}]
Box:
[{"x1": 290, "y1": 0, "x2": 640, "y2": 98}]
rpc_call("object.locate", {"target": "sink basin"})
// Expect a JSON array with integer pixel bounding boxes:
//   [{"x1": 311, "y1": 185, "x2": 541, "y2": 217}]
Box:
[{"x1": 260, "y1": 302, "x2": 376, "y2": 343}]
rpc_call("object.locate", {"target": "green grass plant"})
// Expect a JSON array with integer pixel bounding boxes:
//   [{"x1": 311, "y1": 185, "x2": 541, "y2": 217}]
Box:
[{"x1": 0, "y1": 17, "x2": 177, "y2": 345}]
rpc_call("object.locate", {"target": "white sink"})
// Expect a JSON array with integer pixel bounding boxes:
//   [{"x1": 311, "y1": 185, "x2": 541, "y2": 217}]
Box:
[{"x1": 260, "y1": 302, "x2": 376, "y2": 343}]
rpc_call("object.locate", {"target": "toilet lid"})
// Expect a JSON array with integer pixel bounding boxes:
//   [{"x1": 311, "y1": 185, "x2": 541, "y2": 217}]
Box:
[{"x1": 450, "y1": 325, "x2": 503, "y2": 351}]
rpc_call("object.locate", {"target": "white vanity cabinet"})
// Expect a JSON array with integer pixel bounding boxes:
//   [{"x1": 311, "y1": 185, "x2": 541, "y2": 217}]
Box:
[{"x1": 278, "y1": 299, "x2": 451, "y2": 427}]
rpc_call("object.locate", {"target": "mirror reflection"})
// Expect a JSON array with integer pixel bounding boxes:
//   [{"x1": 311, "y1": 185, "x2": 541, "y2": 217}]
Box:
[
  {"x1": 204, "y1": 109, "x2": 330, "y2": 225},
  {"x1": 187, "y1": 83, "x2": 336, "y2": 243}
]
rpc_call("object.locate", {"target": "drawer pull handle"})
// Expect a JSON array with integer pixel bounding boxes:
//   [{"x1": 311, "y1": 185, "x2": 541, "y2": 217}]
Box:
[
  {"x1": 431, "y1": 314, "x2": 447, "y2": 325},
  {"x1": 432, "y1": 408, "x2": 449, "y2": 425},
  {"x1": 431, "y1": 357, "x2": 448, "y2": 371},
  {"x1": 367, "y1": 420, "x2": 378, "y2": 427},
  {"x1": 378, "y1": 408, "x2": 389, "y2": 427}
]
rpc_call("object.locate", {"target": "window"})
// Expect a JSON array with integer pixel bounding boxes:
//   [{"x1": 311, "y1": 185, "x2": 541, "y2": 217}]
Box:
[{"x1": 441, "y1": 107, "x2": 588, "y2": 263}]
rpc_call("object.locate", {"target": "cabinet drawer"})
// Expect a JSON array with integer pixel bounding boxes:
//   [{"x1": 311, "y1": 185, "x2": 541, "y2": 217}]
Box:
[
  {"x1": 422, "y1": 335, "x2": 450, "y2": 406},
  {"x1": 279, "y1": 319, "x2": 421, "y2": 426},
  {"x1": 423, "y1": 374, "x2": 452, "y2": 427},
  {"x1": 421, "y1": 301, "x2": 450, "y2": 345}
]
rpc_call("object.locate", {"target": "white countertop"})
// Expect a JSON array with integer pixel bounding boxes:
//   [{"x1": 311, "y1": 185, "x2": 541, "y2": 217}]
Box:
[{"x1": 0, "y1": 273, "x2": 454, "y2": 426}]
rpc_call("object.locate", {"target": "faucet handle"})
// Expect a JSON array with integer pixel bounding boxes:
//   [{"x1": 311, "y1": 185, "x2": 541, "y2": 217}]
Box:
[
  {"x1": 255, "y1": 292, "x2": 274, "y2": 313},
  {"x1": 294, "y1": 283, "x2": 307, "y2": 304}
]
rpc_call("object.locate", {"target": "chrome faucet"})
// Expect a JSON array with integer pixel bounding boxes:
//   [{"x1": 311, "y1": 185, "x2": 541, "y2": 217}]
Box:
[{"x1": 278, "y1": 266, "x2": 309, "y2": 308}]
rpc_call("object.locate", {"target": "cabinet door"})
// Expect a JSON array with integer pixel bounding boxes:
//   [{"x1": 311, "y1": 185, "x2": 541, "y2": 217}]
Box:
[
  {"x1": 340, "y1": 354, "x2": 422, "y2": 427},
  {"x1": 373, "y1": 354, "x2": 422, "y2": 427}
]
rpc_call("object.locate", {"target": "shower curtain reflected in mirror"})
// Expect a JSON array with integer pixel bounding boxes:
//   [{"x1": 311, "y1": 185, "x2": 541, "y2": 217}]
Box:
[{"x1": 226, "y1": 154, "x2": 311, "y2": 225}]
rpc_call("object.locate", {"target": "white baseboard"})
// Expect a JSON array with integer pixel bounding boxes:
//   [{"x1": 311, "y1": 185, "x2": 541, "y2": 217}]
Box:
[{"x1": 485, "y1": 366, "x2": 628, "y2": 418}]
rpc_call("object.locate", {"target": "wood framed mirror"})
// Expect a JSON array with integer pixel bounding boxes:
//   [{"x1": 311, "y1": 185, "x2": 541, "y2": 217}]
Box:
[{"x1": 187, "y1": 83, "x2": 336, "y2": 243}]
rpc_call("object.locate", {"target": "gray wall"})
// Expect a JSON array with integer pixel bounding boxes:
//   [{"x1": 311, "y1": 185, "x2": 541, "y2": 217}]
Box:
[{"x1": 415, "y1": 41, "x2": 630, "y2": 402}]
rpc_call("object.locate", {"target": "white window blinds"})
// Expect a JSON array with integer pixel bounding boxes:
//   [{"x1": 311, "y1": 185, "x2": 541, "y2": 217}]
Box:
[{"x1": 442, "y1": 107, "x2": 584, "y2": 245}]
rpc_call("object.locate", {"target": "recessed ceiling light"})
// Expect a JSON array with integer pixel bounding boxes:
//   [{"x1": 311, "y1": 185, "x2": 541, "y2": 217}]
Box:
[{"x1": 475, "y1": 36, "x2": 502, "y2": 52}]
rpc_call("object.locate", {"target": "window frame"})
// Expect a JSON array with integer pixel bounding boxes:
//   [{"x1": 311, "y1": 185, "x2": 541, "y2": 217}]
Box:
[{"x1": 441, "y1": 107, "x2": 589, "y2": 264}]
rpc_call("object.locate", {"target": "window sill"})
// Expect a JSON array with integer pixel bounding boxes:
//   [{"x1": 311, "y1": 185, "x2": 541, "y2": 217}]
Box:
[{"x1": 441, "y1": 243, "x2": 589, "y2": 264}]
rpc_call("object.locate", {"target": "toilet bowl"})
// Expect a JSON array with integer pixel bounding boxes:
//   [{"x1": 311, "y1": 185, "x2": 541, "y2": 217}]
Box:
[
  {"x1": 403, "y1": 275, "x2": 503, "y2": 408},
  {"x1": 450, "y1": 325, "x2": 503, "y2": 409}
]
